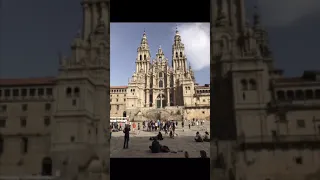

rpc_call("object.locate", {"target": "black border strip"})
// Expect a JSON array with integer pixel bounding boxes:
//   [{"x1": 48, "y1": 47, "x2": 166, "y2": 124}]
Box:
[
  {"x1": 111, "y1": 0, "x2": 210, "y2": 22},
  {"x1": 111, "y1": 158, "x2": 210, "y2": 180}
]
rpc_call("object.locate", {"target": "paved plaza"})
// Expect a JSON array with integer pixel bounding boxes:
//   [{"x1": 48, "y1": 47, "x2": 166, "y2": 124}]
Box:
[{"x1": 110, "y1": 122, "x2": 211, "y2": 158}]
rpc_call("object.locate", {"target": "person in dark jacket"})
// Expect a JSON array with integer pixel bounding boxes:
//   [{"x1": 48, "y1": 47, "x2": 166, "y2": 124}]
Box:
[
  {"x1": 149, "y1": 139, "x2": 161, "y2": 153},
  {"x1": 123, "y1": 125, "x2": 130, "y2": 149},
  {"x1": 200, "y1": 150, "x2": 207, "y2": 158},
  {"x1": 157, "y1": 132, "x2": 163, "y2": 140},
  {"x1": 195, "y1": 132, "x2": 203, "y2": 142}
]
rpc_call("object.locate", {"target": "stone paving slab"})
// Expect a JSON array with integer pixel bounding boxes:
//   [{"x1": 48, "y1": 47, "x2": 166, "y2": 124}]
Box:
[{"x1": 110, "y1": 136, "x2": 210, "y2": 158}]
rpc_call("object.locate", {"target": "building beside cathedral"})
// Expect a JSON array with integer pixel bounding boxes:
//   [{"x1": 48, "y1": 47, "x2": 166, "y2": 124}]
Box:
[
  {"x1": 0, "y1": 0, "x2": 110, "y2": 179},
  {"x1": 211, "y1": 0, "x2": 320, "y2": 180},
  {"x1": 110, "y1": 29, "x2": 210, "y2": 121}
]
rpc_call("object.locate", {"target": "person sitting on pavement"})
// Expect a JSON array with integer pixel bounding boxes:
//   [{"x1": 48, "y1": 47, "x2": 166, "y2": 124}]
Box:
[
  {"x1": 195, "y1": 132, "x2": 203, "y2": 142},
  {"x1": 203, "y1": 131, "x2": 210, "y2": 142},
  {"x1": 149, "y1": 139, "x2": 161, "y2": 153},
  {"x1": 157, "y1": 132, "x2": 163, "y2": 140},
  {"x1": 149, "y1": 139, "x2": 170, "y2": 153},
  {"x1": 149, "y1": 132, "x2": 164, "y2": 141}
]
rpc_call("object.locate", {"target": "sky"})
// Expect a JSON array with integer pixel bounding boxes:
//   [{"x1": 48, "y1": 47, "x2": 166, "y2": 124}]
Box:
[
  {"x1": 110, "y1": 23, "x2": 210, "y2": 86},
  {"x1": 0, "y1": 0, "x2": 319, "y2": 86}
]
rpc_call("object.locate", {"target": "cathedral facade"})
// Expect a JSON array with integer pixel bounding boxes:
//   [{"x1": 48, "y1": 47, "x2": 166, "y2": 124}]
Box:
[
  {"x1": 110, "y1": 29, "x2": 210, "y2": 121},
  {"x1": 211, "y1": 0, "x2": 320, "y2": 180}
]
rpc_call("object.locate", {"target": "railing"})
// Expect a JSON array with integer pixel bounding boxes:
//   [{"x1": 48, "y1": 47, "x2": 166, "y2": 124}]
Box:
[{"x1": 0, "y1": 176, "x2": 58, "y2": 180}]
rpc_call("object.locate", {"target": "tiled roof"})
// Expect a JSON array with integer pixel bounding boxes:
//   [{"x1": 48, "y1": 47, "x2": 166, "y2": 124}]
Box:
[{"x1": 0, "y1": 77, "x2": 56, "y2": 86}]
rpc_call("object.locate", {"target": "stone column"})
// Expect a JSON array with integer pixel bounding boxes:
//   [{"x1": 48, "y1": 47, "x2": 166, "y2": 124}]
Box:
[
  {"x1": 166, "y1": 88, "x2": 170, "y2": 106},
  {"x1": 173, "y1": 87, "x2": 176, "y2": 105},
  {"x1": 152, "y1": 91, "x2": 155, "y2": 107},
  {"x1": 83, "y1": 3, "x2": 91, "y2": 40},
  {"x1": 173, "y1": 59, "x2": 176, "y2": 69},
  {"x1": 146, "y1": 89, "x2": 149, "y2": 107},
  {"x1": 136, "y1": 62, "x2": 139, "y2": 72}
]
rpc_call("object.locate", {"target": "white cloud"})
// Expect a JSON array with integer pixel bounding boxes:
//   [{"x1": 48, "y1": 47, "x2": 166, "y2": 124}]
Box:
[
  {"x1": 176, "y1": 23, "x2": 210, "y2": 71},
  {"x1": 257, "y1": 0, "x2": 320, "y2": 27}
]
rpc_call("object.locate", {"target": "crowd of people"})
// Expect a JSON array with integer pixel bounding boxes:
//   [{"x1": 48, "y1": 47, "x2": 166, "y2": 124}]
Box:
[{"x1": 110, "y1": 118, "x2": 206, "y2": 133}]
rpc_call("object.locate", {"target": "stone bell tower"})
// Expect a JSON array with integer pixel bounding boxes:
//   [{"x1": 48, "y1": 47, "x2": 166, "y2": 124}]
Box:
[
  {"x1": 211, "y1": 0, "x2": 274, "y2": 180},
  {"x1": 51, "y1": 0, "x2": 110, "y2": 179}
]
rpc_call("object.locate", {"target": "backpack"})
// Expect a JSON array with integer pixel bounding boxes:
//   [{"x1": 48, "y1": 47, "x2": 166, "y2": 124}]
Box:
[{"x1": 161, "y1": 145, "x2": 170, "y2": 153}]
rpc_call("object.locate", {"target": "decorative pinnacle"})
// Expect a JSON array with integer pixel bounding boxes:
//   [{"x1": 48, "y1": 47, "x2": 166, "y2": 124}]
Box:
[
  {"x1": 175, "y1": 24, "x2": 179, "y2": 34},
  {"x1": 142, "y1": 29, "x2": 147, "y2": 40}
]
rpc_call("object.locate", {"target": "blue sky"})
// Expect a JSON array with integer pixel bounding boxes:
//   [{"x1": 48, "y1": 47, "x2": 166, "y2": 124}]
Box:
[
  {"x1": 0, "y1": 0, "x2": 319, "y2": 86},
  {"x1": 110, "y1": 23, "x2": 210, "y2": 86}
]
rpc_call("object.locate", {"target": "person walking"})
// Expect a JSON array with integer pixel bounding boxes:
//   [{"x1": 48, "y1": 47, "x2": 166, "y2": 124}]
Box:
[{"x1": 123, "y1": 125, "x2": 130, "y2": 149}]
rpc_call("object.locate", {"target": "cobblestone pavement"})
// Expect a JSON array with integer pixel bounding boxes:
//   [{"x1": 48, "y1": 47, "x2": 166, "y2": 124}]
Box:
[{"x1": 111, "y1": 123, "x2": 210, "y2": 158}]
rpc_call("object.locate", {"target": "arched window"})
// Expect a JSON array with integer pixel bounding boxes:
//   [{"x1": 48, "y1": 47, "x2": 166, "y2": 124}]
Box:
[
  {"x1": 66, "y1": 87, "x2": 72, "y2": 97},
  {"x1": 276, "y1": 90, "x2": 285, "y2": 100},
  {"x1": 305, "y1": 89, "x2": 313, "y2": 99},
  {"x1": 159, "y1": 80, "x2": 163, "y2": 88},
  {"x1": 286, "y1": 90, "x2": 294, "y2": 100},
  {"x1": 159, "y1": 72, "x2": 163, "y2": 78},
  {"x1": 74, "y1": 87, "x2": 80, "y2": 97},
  {"x1": 295, "y1": 90, "x2": 304, "y2": 100},
  {"x1": 249, "y1": 79, "x2": 257, "y2": 90},
  {"x1": 140, "y1": 55, "x2": 142, "y2": 60},
  {"x1": 175, "y1": 52, "x2": 178, "y2": 58},
  {"x1": 144, "y1": 54, "x2": 146, "y2": 60},
  {"x1": 241, "y1": 79, "x2": 248, "y2": 90},
  {"x1": 315, "y1": 89, "x2": 320, "y2": 99},
  {"x1": 180, "y1": 52, "x2": 183, "y2": 57}
]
